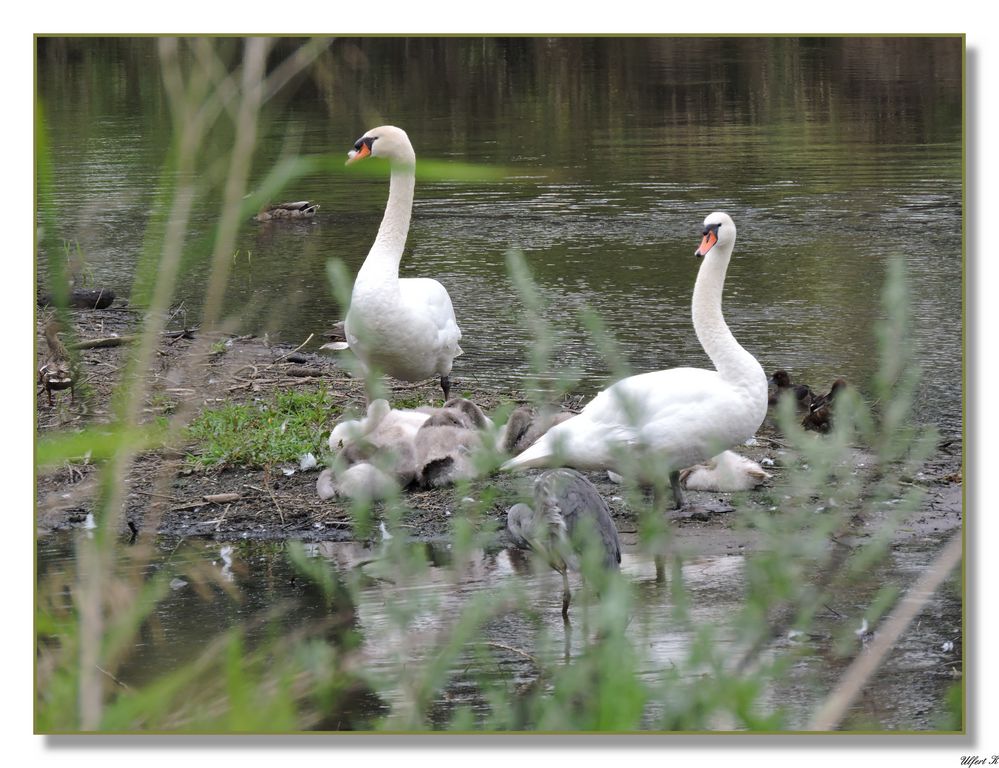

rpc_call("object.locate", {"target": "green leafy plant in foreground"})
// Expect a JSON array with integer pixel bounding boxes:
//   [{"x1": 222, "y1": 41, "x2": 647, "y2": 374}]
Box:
[{"x1": 185, "y1": 388, "x2": 340, "y2": 469}]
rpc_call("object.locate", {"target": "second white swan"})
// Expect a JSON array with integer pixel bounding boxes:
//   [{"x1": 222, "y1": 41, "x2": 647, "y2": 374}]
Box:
[{"x1": 502, "y1": 212, "x2": 768, "y2": 508}]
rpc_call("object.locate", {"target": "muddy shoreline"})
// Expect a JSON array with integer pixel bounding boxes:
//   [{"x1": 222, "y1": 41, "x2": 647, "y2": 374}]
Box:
[{"x1": 35, "y1": 309, "x2": 963, "y2": 558}]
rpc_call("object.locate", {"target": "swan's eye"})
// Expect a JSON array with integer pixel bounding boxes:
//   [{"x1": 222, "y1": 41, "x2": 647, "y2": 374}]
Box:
[{"x1": 353, "y1": 136, "x2": 376, "y2": 152}]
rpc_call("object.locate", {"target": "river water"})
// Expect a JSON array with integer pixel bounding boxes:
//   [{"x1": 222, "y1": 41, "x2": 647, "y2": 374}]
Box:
[
  {"x1": 35, "y1": 37, "x2": 964, "y2": 731},
  {"x1": 37, "y1": 36, "x2": 963, "y2": 436},
  {"x1": 36, "y1": 531, "x2": 961, "y2": 731}
]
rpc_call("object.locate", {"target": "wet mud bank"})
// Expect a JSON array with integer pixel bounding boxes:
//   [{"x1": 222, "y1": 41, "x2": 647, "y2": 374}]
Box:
[{"x1": 35, "y1": 309, "x2": 963, "y2": 558}]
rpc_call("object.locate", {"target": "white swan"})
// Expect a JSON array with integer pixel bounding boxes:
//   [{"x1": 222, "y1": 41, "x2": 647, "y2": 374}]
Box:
[
  {"x1": 342, "y1": 125, "x2": 463, "y2": 401},
  {"x1": 678, "y1": 450, "x2": 772, "y2": 492},
  {"x1": 503, "y1": 212, "x2": 768, "y2": 509}
]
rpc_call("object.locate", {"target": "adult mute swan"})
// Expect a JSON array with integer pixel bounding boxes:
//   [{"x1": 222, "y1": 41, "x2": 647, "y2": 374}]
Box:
[
  {"x1": 503, "y1": 212, "x2": 769, "y2": 509},
  {"x1": 342, "y1": 125, "x2": 463, "y2": 401}
]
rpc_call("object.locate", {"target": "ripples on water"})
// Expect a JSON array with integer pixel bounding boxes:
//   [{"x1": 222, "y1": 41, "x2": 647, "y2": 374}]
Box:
[
  {"x1": 37, "y1": 39, "x2": 963, "y2": 437},
  {"x1": 36, "y1": 532, "x2": 960, "y2": 730}
]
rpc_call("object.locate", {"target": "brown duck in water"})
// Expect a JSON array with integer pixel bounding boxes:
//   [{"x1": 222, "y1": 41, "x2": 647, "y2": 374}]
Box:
[
  {"x1": 254, "y1": 201, "x2": 320, "y2": 222},
  {"x1": 801, "y1": 378, "x2": 848, "y2": 432},
  {"x1": 38, "y1": 318, "x2": 74, "y2": 406}
]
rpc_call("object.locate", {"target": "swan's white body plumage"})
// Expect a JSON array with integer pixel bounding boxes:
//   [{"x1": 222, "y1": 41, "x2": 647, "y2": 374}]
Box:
[
  {"x1": 503, "y1": 212, "x2": 768, "y2": 487},
  {"x1": 342, "y1": 125, "x2": 462, "y2": 388}
]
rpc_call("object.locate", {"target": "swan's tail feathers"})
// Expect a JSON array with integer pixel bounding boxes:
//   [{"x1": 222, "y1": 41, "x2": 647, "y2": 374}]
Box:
[
  {"x1": 501, "y1": 434, "x2": 555, "y2": 472},
  {"x1": 321, "y1": 321, "x2": 350, "y2": 351}
]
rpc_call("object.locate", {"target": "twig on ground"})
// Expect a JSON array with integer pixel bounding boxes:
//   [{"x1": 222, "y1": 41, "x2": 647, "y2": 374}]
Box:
[{"x1": 264, "y1": 334, "x2": 314, "y2": 369}]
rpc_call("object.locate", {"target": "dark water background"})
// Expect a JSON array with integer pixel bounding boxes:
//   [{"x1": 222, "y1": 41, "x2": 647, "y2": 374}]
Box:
[{"x1": 37, "y1": 36, "x2": 963, "y2": 437}]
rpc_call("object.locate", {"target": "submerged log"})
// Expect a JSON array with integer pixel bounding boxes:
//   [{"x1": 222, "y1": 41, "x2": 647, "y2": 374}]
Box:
[
  {"x1": 285, "y1": 366, "x2": 324, "y2": 378},
  {"x1": 71, "y1": 335, "x2": 137, "y2": 350},
  {"x1": 38, "y1": 288, "x2": 116, "y2": 310}
]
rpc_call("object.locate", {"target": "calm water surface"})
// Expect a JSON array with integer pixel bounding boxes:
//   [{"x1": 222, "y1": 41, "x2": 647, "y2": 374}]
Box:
[
  {"x1": 37, "y1": 37, "x2": 963, "y2": 436},
  {"x1": 37, "y1": 530, "x2": 960, "y2": 730}
]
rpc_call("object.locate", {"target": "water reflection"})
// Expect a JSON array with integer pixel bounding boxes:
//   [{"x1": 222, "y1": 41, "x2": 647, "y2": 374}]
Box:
[{"x1": 36, "y1": 530, "x2": 960, "y2": 730}]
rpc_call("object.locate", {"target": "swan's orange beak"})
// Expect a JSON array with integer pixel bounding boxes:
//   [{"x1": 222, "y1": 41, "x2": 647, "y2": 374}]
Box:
[
  {"x1": 346, "y1": 143, "x2": 371, "y2": 165},
  {"x1": 695, "y1": 229, "x2": 717, "y2": 258}
]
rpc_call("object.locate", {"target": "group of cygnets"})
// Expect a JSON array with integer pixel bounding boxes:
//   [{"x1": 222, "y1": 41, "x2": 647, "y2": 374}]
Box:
[{"x1": 316, "y1": 398, "x2": 571, "y2": 502}]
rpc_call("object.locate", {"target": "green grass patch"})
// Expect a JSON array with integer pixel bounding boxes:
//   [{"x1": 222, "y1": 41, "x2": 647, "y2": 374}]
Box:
[
  {"x1": 185, "y1": 388, "x2": 340, "y2": 469},
  {"x1": 392, "y1": 394, "x2": 434, "y2": 410}
]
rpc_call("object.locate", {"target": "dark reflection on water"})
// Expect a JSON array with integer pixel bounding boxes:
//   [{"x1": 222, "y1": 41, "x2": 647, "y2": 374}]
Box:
[
  {"x1": 36, "y1": 531, "x2": 960, "y2": 731},
  {"x1": 37, "y1": 37, "x2": 962, "y2": 437}
]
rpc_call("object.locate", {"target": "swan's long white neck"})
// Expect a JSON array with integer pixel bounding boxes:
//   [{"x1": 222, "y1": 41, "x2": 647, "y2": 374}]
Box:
[
  {"x1": 355, "y1": 162, "x2": 415, "y2": 292},
  {"x1": 691, "y1": 240, "x2": 764, "y2": 388}
]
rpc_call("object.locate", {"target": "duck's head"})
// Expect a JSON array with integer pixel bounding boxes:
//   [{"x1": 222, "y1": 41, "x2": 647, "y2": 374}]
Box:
[
  {"x1": 695, "y1": 211, "x2": 736, "y2": 258},
  {"x1": 769, "y1": 370, "x2": 792, "y2": 388},
  {"x1": 346, "y1": 125, "x2": 415, "y2": 166},
  {"x1": 829, "y1": 378, "x2": 848, "y2": 397}
]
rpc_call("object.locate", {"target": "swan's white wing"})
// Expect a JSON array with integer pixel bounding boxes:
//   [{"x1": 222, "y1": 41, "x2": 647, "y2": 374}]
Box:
[
  {"x1": 585, "y1": 369, "x2": 725, "y2": 424},
  {"x1": 399, "y1": 277, "x2": 463, "y2": 352},
  {"x1": 505, "y1": 367, "x2": 755, "y2": 472},
  {"x1": 345, "y1": 278, "x2": 462, "y2": 382}
]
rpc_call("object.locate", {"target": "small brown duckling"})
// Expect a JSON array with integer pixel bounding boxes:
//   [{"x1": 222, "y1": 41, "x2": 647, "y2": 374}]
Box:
[
  {"x1": 498, "y1": 406, "x2": 574, "y2": 455},
  {"x1": 768, "y1": 369, "x2": 814, "y2": 412},
  {"x1": 801, "y1": 378, "x2": 848, "y2": 432},
  {"x1": 38, "y1": 318, "x2": 75, "y2": 406},
  {"x1": 254, "y1": 201, "x2": 320, "y2": 222}
]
